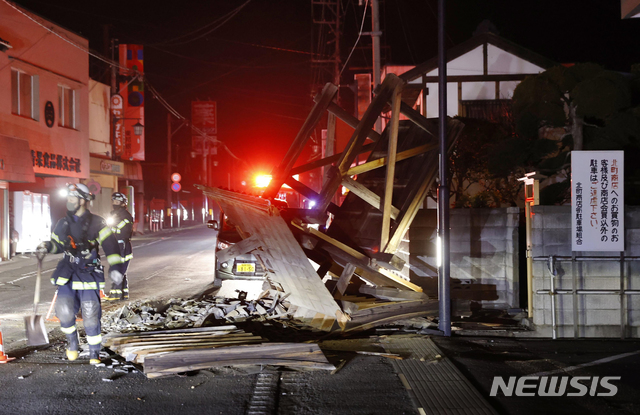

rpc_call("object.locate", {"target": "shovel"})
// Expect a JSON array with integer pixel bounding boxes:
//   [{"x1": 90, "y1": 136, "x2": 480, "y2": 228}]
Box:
[{"x1": 24, "y1": 255, "x2": 49, "y2": 346}]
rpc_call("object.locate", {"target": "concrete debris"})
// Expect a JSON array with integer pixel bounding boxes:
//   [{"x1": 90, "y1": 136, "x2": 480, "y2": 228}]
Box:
[{"x1": 102, "y1": 294, "x2": 292, "y2": 334}]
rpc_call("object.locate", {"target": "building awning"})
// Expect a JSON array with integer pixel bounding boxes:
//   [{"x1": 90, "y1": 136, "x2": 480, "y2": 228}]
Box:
[
  {"x1": 0, "y1": 135, "x2": 36, "y2": 183},
  {"x1": 122, "y1": 160, "x2": 143, "y2": 181}
]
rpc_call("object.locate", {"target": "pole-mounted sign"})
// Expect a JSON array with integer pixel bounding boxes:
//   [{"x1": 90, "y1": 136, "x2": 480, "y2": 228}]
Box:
[{"x1": 171, "y1": 172, "x2": 181, "y2": 193}]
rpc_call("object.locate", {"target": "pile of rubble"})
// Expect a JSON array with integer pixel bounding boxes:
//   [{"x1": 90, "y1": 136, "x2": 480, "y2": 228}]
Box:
[{"x1": 102, "y1": 291, "x2": 290, "y2": 333}]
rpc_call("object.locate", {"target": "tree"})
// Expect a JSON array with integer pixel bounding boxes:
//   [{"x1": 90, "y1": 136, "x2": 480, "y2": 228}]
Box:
[{"x1": 505, "y1": 63, "x2": 640, "y2": 204}]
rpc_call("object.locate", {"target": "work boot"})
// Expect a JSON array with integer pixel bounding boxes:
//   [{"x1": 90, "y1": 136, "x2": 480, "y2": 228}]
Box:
[
  {"x1": 66, "y1": 332, "x2": 79, "y2": 361},
  {"x1": 105, "y1": 290, "x2": 123, "y2": 302},
  {"x1": 89, "y1": 348, "x2": 101, "y2": 365}
]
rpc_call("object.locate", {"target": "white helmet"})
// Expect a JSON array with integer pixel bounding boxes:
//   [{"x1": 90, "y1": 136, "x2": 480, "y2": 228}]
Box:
[
  {"x1": 111, "y1": 192, "x2": 128, "y2": 205},
  {"x1": 67, "y1": 183, "x2": 94, "y2": 201}
]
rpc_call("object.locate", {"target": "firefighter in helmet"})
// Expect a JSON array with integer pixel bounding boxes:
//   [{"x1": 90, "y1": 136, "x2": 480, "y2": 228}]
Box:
[
  {"x1": 105, "y1": 191, "x2": 133, "y2": 301},
  {"x1": 36, "y1": 183, "x2": 125, "y2": 364}
]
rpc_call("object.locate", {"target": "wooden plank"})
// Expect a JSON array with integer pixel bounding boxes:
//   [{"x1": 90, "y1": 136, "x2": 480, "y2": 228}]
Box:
[
  {"x1": 341, "y1": 176, "x2": 400, "y2": 220},
  {"x1": 290, "y1": 142, "x2": 376, "y2": 176},
  {"x1": 264, "y1": 83, "x2": 338, "y2": 199},
  {"x1": 317, "y1": 74, "x2": 405, "y2": 213},
  {"x1": 334, "y1": 263, "x2": 356, "y2": 296},
  {"x1": 375, "y1": 267, "x2": 423, "y2": 292},
  {"x1": 398, "y1": 101, "x2": 436, "y2": 138},
  {"x1": 381, "y1": 84, "x2": 403, "y2": 249},
  {"x1": 103, "y1": 326, "x2": 239, "y2": 347},
  {"x1": 345, "y1": 143, "x2": 437, "y2": 176},
  {"x1": 112, "y1": 334, "x2": 261, "y2": 349},
  {"x1": 290, "y1": 221, "x2": 367, "y2": 261},
  {"x1": 359, "y1": 286, "x2": 428, "y2": 302},
  {"x1": 108, "y1": 332, "x2": 246, "y2": 347},
  {"x1": 216, "y1": 233, "x2": 263, "y2": 263}
]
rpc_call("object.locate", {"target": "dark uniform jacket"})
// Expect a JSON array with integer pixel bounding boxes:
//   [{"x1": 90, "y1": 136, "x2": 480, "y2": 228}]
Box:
[
  {"x1": 47, "y1": 210, "x2": 125, "y2": 290},
  {"x1": 109, "y1": 207, "x2": 133, "y2": 261}
]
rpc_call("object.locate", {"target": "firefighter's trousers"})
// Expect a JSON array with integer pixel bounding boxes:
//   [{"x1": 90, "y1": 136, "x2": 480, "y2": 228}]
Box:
[
  {"x1": 108, "y1": 260, "x2": 130, "y2": 299},
  {"x1": 55, "y1": 284, "x2": 102, "y2": 353}
]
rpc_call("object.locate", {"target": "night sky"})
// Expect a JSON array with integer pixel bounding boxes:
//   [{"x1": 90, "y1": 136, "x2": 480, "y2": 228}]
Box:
[{"x1": 10, "y1": 0, "x2": 640, "y2": 198}]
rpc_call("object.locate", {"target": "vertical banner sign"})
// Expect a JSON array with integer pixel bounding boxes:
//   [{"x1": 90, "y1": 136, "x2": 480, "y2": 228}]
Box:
[
  {"x1": 572, "y1": 151, "x2": 624, "y2": 251},
  {"x1": 191, "y1": 101, "x2": 217, "y2": 156},
  {"x1": 111, "y1": 94, "x2": 124, "y2": 156},
  {"x1": 118, "y1": 44, "x2": 145, "y2": 161}
]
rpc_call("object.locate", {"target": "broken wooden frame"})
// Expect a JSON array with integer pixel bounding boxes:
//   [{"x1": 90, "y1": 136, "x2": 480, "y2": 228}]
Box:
[{"x1": 263, "y1": 73, "x2": 463, "y2": 290}]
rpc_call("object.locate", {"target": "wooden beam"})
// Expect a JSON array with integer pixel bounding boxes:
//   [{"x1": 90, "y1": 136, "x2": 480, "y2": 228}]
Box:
[
  {"x1": 264, "y1": 83, "x2": 338, "y2": 199},
  {"x1": 290, "y1": 142, "x2": 376, "y2": 176},
  {"x1": 290, "y1": 221, "x2": 368, "y2": 261},
  {"x1": 316, "y1": 99, "x2": 382, "y2": 143},
  {"x1": 381, "y1": 84, "x2": 402, "y2": 249},
  {"x1": 334, "y1": 263, "x2": 356, "y2": 296},
  {"x1": 216, "y1": 233, "x2": 263, "y2": 263},
  {"x1": 283, "y1": 177, "x2": 341, "y2": 216},
  {"x1": 346, "y1": 143, "x2": 437, "y2": 176},
  {"x1": 341, "y1": 177, "x2": 399, "y2": 220},
  {"x1": 399, "y1": 101, "x2": 435, "y2": 137},
  {"x1": 384, "y1": 119, "x2": 465, "y2": 253},
  {"x1": 316, "y1": 75, "x2": 404, "y2": 213}
]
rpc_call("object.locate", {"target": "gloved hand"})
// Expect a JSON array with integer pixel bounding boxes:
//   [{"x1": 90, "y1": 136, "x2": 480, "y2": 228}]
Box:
[
  {"x1": 36, "y1": 242, "x2": 49, "y2": 260},
  {"x1": 109, "y1": 269, "x2": 124, "y2": 285}
]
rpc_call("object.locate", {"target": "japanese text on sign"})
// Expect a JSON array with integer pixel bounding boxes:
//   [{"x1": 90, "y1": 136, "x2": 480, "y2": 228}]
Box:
[
  {"x1": 572, "y1": 151, "x2": 623, "y2": 251},
  {"x1": 31, "y1": 150, "x2": 81, "y2": 173}
]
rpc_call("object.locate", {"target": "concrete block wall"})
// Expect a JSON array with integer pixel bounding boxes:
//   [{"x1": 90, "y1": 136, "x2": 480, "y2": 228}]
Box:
[
  {"x1": 531, "y1": 205, "x2": 640, "y2": 338},
  {"x1": 409, "y1": 207, "x2": 520, "y2": 309}
]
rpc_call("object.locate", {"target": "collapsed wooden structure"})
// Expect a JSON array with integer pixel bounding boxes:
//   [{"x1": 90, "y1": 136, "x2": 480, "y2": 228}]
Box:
[
  {"x1": 103, "y1": 325, "x2": 335, "y2": 378},
  {"x1": 197, "y1": 73, "x2": 465, "y2": 331}
]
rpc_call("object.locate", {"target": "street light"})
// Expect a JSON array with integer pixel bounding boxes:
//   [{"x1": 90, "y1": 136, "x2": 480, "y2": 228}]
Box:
[{"x1": 132, "y1": 121, "x2": 144, "y2": 137}]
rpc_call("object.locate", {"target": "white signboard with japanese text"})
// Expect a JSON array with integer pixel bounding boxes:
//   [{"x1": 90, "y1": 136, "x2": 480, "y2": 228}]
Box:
[{"x1": 572, "y1": 151, "x2": 624, "y2": 251}]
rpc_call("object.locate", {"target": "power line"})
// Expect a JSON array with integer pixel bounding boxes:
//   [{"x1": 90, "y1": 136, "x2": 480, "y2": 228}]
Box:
[
  {"x1": 151, "y1": 0, "x2": 251, "y2": 46},
  {"x1": 340, "y1": 0, "x2": 369, "y2": 78},
  {"x1": 2, "y1": 0, "x2": 132, "y2": 74}
]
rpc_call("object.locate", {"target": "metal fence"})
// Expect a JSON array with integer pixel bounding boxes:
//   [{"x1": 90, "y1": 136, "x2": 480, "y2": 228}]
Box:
[{"x1": 535, "y1": 254, "x2": 640, "y2": 339}]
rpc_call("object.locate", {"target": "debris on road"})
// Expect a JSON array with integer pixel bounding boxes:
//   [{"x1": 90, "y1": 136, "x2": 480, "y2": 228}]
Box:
[
  {"x1": 101, "y1": 293, "x2": 293, "y2": 333},
  {"x1": 143, "y1": 342, "x2": 335, "y2": 379},
  {"x1": 102, "y1": 324, "x2": 335, "y2": 379}
]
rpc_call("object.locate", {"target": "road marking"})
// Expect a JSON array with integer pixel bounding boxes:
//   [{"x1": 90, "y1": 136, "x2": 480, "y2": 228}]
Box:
[
  {"x1": 133, "y1": 237, "x2": 172, "y2": 250},
  {"x1": 143, "y1": 265, "x2": 172, "y2": 280},
  {"x1": 186, "y1": 249, "x2": 211, "y2": 259},
  {"x1": 530, "y1": 349, "x2": 640, "y2": 377},
  {"x1": 0, "y1": 268, "x2": 55, "y2": 285}
]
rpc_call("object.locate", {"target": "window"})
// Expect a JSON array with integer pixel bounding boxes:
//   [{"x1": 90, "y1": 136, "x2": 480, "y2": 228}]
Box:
[
  {"x1": 11, "y1": 69, "x2": 38, "y2": 120},
  {"x1": 58, "y1": 85, "x2": 76, "y2": 128},
  {"x1": 460, "y1": 99, "x2": 513, "y2": 126}
]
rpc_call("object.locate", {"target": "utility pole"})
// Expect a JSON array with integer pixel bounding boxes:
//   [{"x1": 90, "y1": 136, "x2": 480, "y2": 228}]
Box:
[
  {"x1": 437, "y1": 0, "x2": 451, "y2": 337},
  {"x1": 167, "y1": 113, "x2": 173, "y2": 226},
  {"x1": 370, "y1": 0, "x2": 382, "y2": 133},
  {"x1": 311, "y1": 0, "x2": 341, "y2": 189}
]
